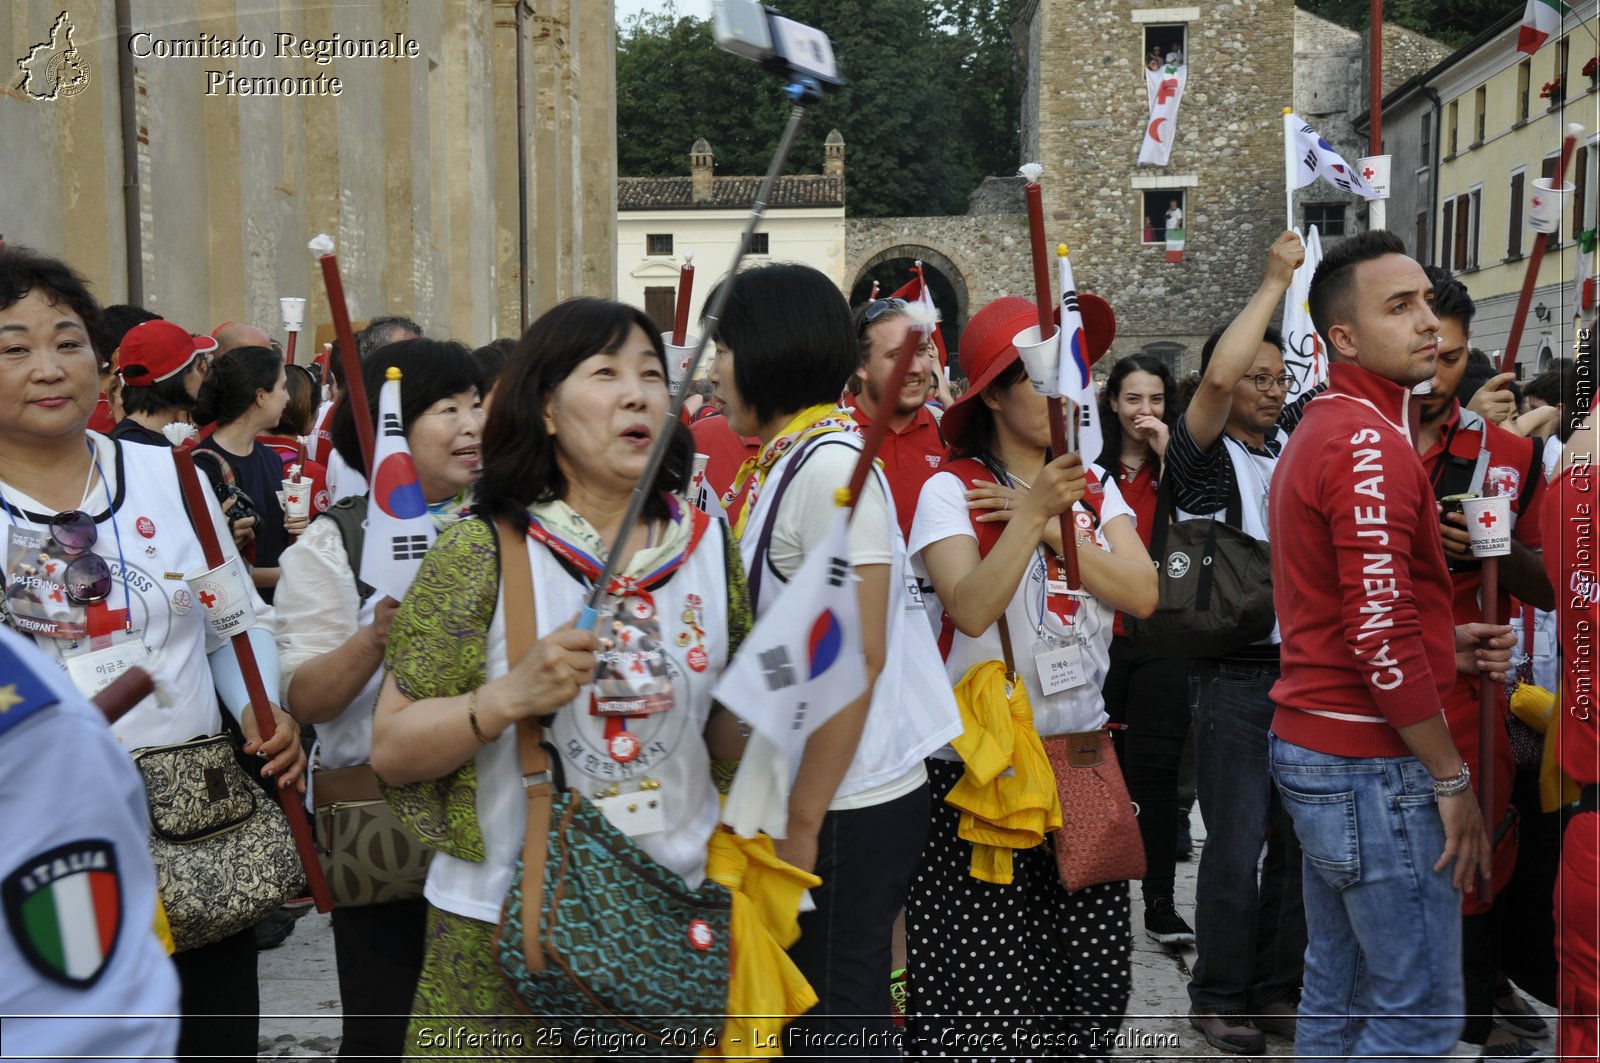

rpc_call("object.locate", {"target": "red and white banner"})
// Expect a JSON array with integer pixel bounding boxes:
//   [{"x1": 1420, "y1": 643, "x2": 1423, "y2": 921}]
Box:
[{"x1": 1138, "y1": 62, "x2": 1188, "y2": 168}]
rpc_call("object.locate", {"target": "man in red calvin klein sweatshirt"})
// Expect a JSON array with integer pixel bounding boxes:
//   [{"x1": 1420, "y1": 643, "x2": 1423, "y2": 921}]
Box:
[{"x1": 1268, "y1": 230, "x2": 1510, "y2": 1061}]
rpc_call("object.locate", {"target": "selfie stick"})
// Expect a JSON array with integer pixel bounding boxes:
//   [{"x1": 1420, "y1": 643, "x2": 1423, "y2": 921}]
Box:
[{"x1": 578, "y1": 100, "x2": 812, "y2": 631}]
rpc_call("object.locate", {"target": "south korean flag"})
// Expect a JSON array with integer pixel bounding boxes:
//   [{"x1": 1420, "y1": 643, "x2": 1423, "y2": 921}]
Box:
[{"x1": 360, "y1": 368, "x2": 435, "y2": 602}]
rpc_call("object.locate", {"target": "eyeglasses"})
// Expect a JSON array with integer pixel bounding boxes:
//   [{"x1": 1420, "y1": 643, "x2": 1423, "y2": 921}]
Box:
[
  {"x1": 1246, "y1": 373, "x2": 1294, "y2": 393},
  {"x1": 861, "y1": 298, "x2": 908, "y2": 327},
  {"x1": 48, "y1": 510, "x2": 112, "y2": 605}
]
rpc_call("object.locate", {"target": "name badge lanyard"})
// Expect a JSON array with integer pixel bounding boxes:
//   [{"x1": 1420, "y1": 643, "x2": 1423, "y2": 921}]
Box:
[{"x1": 0, "y1": 440, "x2": 136, "y2": 644}]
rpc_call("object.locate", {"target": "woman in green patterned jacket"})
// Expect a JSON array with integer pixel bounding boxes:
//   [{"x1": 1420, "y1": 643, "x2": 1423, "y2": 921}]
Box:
[{"x1": 371, "y1": 298, "x2": 748, "y2": 1056}]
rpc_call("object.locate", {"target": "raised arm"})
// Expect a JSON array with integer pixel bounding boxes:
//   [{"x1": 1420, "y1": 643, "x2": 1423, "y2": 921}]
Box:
[{"x1": 1184, "y1": 231, "x2": 1304, "y2": 451}]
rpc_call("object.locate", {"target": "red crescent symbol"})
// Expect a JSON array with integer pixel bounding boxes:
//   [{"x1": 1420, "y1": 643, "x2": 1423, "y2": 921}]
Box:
[{"x1": 1148, "y1": 117, "x2": 1167, "y2": 143}]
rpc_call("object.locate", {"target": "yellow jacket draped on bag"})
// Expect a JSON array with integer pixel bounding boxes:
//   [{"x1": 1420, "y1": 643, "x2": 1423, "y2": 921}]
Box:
[{"x1": 944, "y1": 659, "x2": 1062, "y2": 884}]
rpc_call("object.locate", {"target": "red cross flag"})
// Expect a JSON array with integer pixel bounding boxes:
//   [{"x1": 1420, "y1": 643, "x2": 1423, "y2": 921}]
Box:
[{"x1": 1138, "y1": 61, "x2": 1188, "y2": 167}]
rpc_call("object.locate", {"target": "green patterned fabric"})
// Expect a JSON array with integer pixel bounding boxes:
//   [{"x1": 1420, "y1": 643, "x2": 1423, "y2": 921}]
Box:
[
  {"x1": 720, "y1": 521, "x2": 753, "y2": 657},
  {"x1": 495, "y1": 793, "x2": 731, "y2": 1052},
  {"x1": 405, "y1": 904, "x2": 585, "y2": 1060},
  {"x1": 378, "y1": 518, "x2": 499, "y2": 862}
]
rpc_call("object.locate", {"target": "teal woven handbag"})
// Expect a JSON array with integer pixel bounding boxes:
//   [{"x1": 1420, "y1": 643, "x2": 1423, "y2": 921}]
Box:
[
  {"x1": 490, "y1": 519, "x2": 731, "y2": 1049},
  {"x1": 493, "y1": 786, "x2": 732, "y2": 1048}
]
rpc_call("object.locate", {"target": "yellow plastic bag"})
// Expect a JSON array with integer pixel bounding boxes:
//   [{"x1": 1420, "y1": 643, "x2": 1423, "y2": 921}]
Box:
[{"x1": 1510, "y1": 681, "x2": 1582, "y2": 813}]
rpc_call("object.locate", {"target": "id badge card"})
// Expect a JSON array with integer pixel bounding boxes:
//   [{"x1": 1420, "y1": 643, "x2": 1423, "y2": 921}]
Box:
[
  {"x1": 1033, "y1": 635, "x2": 1087, "y2": 695},
  {"x1": 591, "y1": 785, "x2": 668, "y2": 837},
  {"x1": 62, "y1": 631, "x2": 149, "y2": 698},
  {"x1": 5, "y1": 524, "x2": 89, "y2": 639},
  {"x1": 592, "y1": 604, "x2": 675, "y2": 717}
]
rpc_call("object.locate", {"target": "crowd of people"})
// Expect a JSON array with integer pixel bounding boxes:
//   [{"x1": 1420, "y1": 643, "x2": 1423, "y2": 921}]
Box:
[{"x1": 0, "y1": 230, "x2": 1594, "y2": 1063}]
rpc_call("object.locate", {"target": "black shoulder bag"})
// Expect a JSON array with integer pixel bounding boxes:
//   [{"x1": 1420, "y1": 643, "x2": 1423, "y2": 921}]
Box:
[{"x1": 1122, "y1": 465, "x2": 1275, "y2": 659}]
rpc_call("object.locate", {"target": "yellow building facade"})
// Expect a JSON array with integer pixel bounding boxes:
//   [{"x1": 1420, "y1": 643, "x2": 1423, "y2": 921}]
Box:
[{"x1": 1431, "y1": 2, "x2": 1598, "y2": 369}]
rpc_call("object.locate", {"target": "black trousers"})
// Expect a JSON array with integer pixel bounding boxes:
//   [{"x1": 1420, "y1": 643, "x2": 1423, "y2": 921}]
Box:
[
  {"x1": 1101, "y1": 636, "x2": 1190, "y2": 899},
  {"x1": 332, "y1": 897, "x2": 430, "y2": 1062},
  {"x1": 172, "y1": 925, "x2": 258, "y2": 1061},
  {"x1": 785, "y1": 781, "x2": 931, "y2": 1060}
]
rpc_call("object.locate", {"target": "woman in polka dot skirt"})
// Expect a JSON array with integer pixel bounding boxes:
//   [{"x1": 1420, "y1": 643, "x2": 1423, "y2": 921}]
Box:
[{"x1": 904, "y1": 297, "x2": 1157, "y2": 1060}]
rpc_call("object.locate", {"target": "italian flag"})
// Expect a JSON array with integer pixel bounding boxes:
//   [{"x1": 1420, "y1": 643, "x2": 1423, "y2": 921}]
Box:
[
  {"x1": 1165, "y1": 226, "x2": 1186, "y2": 264},
  {"x1": 8, "y1": 843, "x2": 121, "y2": 985},
  {"x1": 1518, "y1": 0, "x2": 1569, "y2": 54}
]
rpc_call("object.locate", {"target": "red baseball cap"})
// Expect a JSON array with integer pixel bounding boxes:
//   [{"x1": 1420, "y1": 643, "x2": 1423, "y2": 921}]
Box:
[
  {"x1": 117, "y1": 321, "x2": 218, "y2": 384},
  {"x1": 942, "y1": 293, "x2": 1116, "y2": 451}
]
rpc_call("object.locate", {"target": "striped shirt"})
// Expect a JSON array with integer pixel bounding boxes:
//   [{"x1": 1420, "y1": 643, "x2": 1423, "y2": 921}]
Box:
[{"x1": 1164, "y1": 385, "x2": 1321, "y2": 518}]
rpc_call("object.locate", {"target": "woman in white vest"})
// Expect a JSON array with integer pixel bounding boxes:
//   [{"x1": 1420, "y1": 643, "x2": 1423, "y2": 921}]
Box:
[
  {"x1": 371, "y1": 298, "x2": 746, "y2": 1053},
  {"x1": 906, "y1": 296, "x2": 1156, "y2": 1057},
  {"x1": 709, "y1": 262, "x2": 961, "y2": 1054},
  {"x1": 0, "y1": 245, "x2": 303, "y2": 1058},
  {"x1": 275, "y1": 340, "x2": 484, "y2": 1061}
]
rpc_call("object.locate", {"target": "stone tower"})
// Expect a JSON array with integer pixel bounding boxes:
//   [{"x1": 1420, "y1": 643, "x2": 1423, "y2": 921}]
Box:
[
  {"x1": 824, "y1": 129, "x2": 846, "y2": 177},
  {"x1": 691, "y1": 138, "x2": 715, "y2": 203},
  {"x1": 1017, "y1": 0, "x2": 1297, "y2": 371}
]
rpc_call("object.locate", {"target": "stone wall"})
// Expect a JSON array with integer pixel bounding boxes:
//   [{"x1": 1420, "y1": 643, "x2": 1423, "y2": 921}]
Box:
[
  {"x1": 1018, "y1": 0, "x2": 1298, "y2": 374},
  {"x1": 846, "y1": 213, "x2": 1033, "y2": 343},
  {"x1": 1293, "y1": 11, "x2": 1451, "y2": 238},
  {"x1": 0, "y1": 0, "x2": 612, "y2": 349}
]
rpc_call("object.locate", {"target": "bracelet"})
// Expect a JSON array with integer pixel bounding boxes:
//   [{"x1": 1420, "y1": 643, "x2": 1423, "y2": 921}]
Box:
[
  {"x1": 467, "y1": 689, "x2": 493, "y2": 745},
  {"x1": 1432, "y1": 762, "x2": 1471, "y2": 799}
]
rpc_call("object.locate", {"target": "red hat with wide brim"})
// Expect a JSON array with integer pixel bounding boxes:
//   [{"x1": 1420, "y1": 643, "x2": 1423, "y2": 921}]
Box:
[{"x1": 943, "y1": 293, "x2": 1116, "y2": 452}]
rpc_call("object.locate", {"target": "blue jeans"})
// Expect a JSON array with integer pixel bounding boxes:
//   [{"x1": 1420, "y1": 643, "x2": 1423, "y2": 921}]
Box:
[
  {"x1": 1188, "y1": 659, "x2": 1305, "y2": 1012},
  {"x1": 1269, "y1": 734, "x2": 1465, "y2": 1062}
]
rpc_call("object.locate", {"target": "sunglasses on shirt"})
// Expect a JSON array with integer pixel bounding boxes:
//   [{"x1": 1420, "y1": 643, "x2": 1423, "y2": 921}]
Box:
[{"x1": 49, "y1": 509, "x2": 113, "y2": 605}]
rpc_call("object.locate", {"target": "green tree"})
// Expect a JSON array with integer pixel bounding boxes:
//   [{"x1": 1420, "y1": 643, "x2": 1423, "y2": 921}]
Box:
[
  {"x1": 1296, "y1": 0, "x2": 1518, "y2": 47},
  {"x1": 616, "y1": 7, "x2": 785, "y2": 179},
  {"x1": 616, "y1": 0, "x2": 1025, "y2": 217}
]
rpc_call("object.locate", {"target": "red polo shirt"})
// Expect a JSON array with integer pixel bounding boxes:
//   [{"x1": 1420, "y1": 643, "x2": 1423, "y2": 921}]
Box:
[{"x1": 842, "y1": 393, "x2": 949, "y2": 539}]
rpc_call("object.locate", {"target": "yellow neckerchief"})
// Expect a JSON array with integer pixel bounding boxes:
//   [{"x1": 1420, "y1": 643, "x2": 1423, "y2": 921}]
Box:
[{"x1": 723, "y1": 403, "x2": 859, "y2": 538}]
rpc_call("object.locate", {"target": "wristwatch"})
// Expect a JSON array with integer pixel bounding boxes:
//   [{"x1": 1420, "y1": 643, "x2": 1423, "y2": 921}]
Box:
[{"x1": 1432, "y1": 762, "x2": 1471, "y2": 799}]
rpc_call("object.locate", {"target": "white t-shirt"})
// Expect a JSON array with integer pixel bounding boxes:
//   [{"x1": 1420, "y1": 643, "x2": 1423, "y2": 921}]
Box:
[
  {"x1": 740, "y1": 435, "x2": 961, "y2": 805},
  {"x1": 1165, "y1": 206, "x2": 1184, "y2": 229},
  {"x1": 910, "y1": 471, "x2": 1134, "y2": 744},
  {"x1": 763, "y1": 441, "x2": 893, "y2": 581},
  {"x1": 1, "y1": 434, "x2": 271, "y2": 749},
  {"x1": 276, "y1": 516, "x2": 381, "y2": 777}
]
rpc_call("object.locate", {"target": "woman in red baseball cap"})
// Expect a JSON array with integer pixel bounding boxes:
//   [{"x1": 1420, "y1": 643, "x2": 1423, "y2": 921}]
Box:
[{"x1": 903, "y1": 294, "x2": 1157, "y2": 1052}]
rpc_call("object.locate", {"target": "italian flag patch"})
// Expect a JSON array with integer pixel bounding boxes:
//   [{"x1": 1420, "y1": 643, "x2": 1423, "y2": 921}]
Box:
[{"x1": 4, "y1": 840, "x2": 122, "y2": 987}]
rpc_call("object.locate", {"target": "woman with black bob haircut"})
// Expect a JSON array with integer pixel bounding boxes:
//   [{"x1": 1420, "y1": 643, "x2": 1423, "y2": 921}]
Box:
[
  {"x1": 275, "y1": 339, "x2": 483, "y2": 1061},
  {"x1": 710, "y1": 262, "x2": 961, "y2": 1053},
  {"x1": 371, "y1": 298, "x2": 748, "y2": 1054},
  {"x1": 1092, "y1": 352, "x2": 1196, "y2": 946},
  {"x1": 193, "y1": 345, "x2": 299, "y2": 599}
]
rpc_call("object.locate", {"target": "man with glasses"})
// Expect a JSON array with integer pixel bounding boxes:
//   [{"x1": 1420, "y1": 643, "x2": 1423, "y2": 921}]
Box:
[
  {"x1": 1168, "y1": 232, "x2": 1316, "y2": 1054},
  {"x1": 845, "y1": 297, "x2": 948, "y2": 540}
]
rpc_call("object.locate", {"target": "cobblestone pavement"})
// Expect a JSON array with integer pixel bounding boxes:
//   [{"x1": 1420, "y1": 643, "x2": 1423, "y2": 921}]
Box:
[{"x1": 258, "y1": 808, "x2": 1555, "y2": 1060}]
